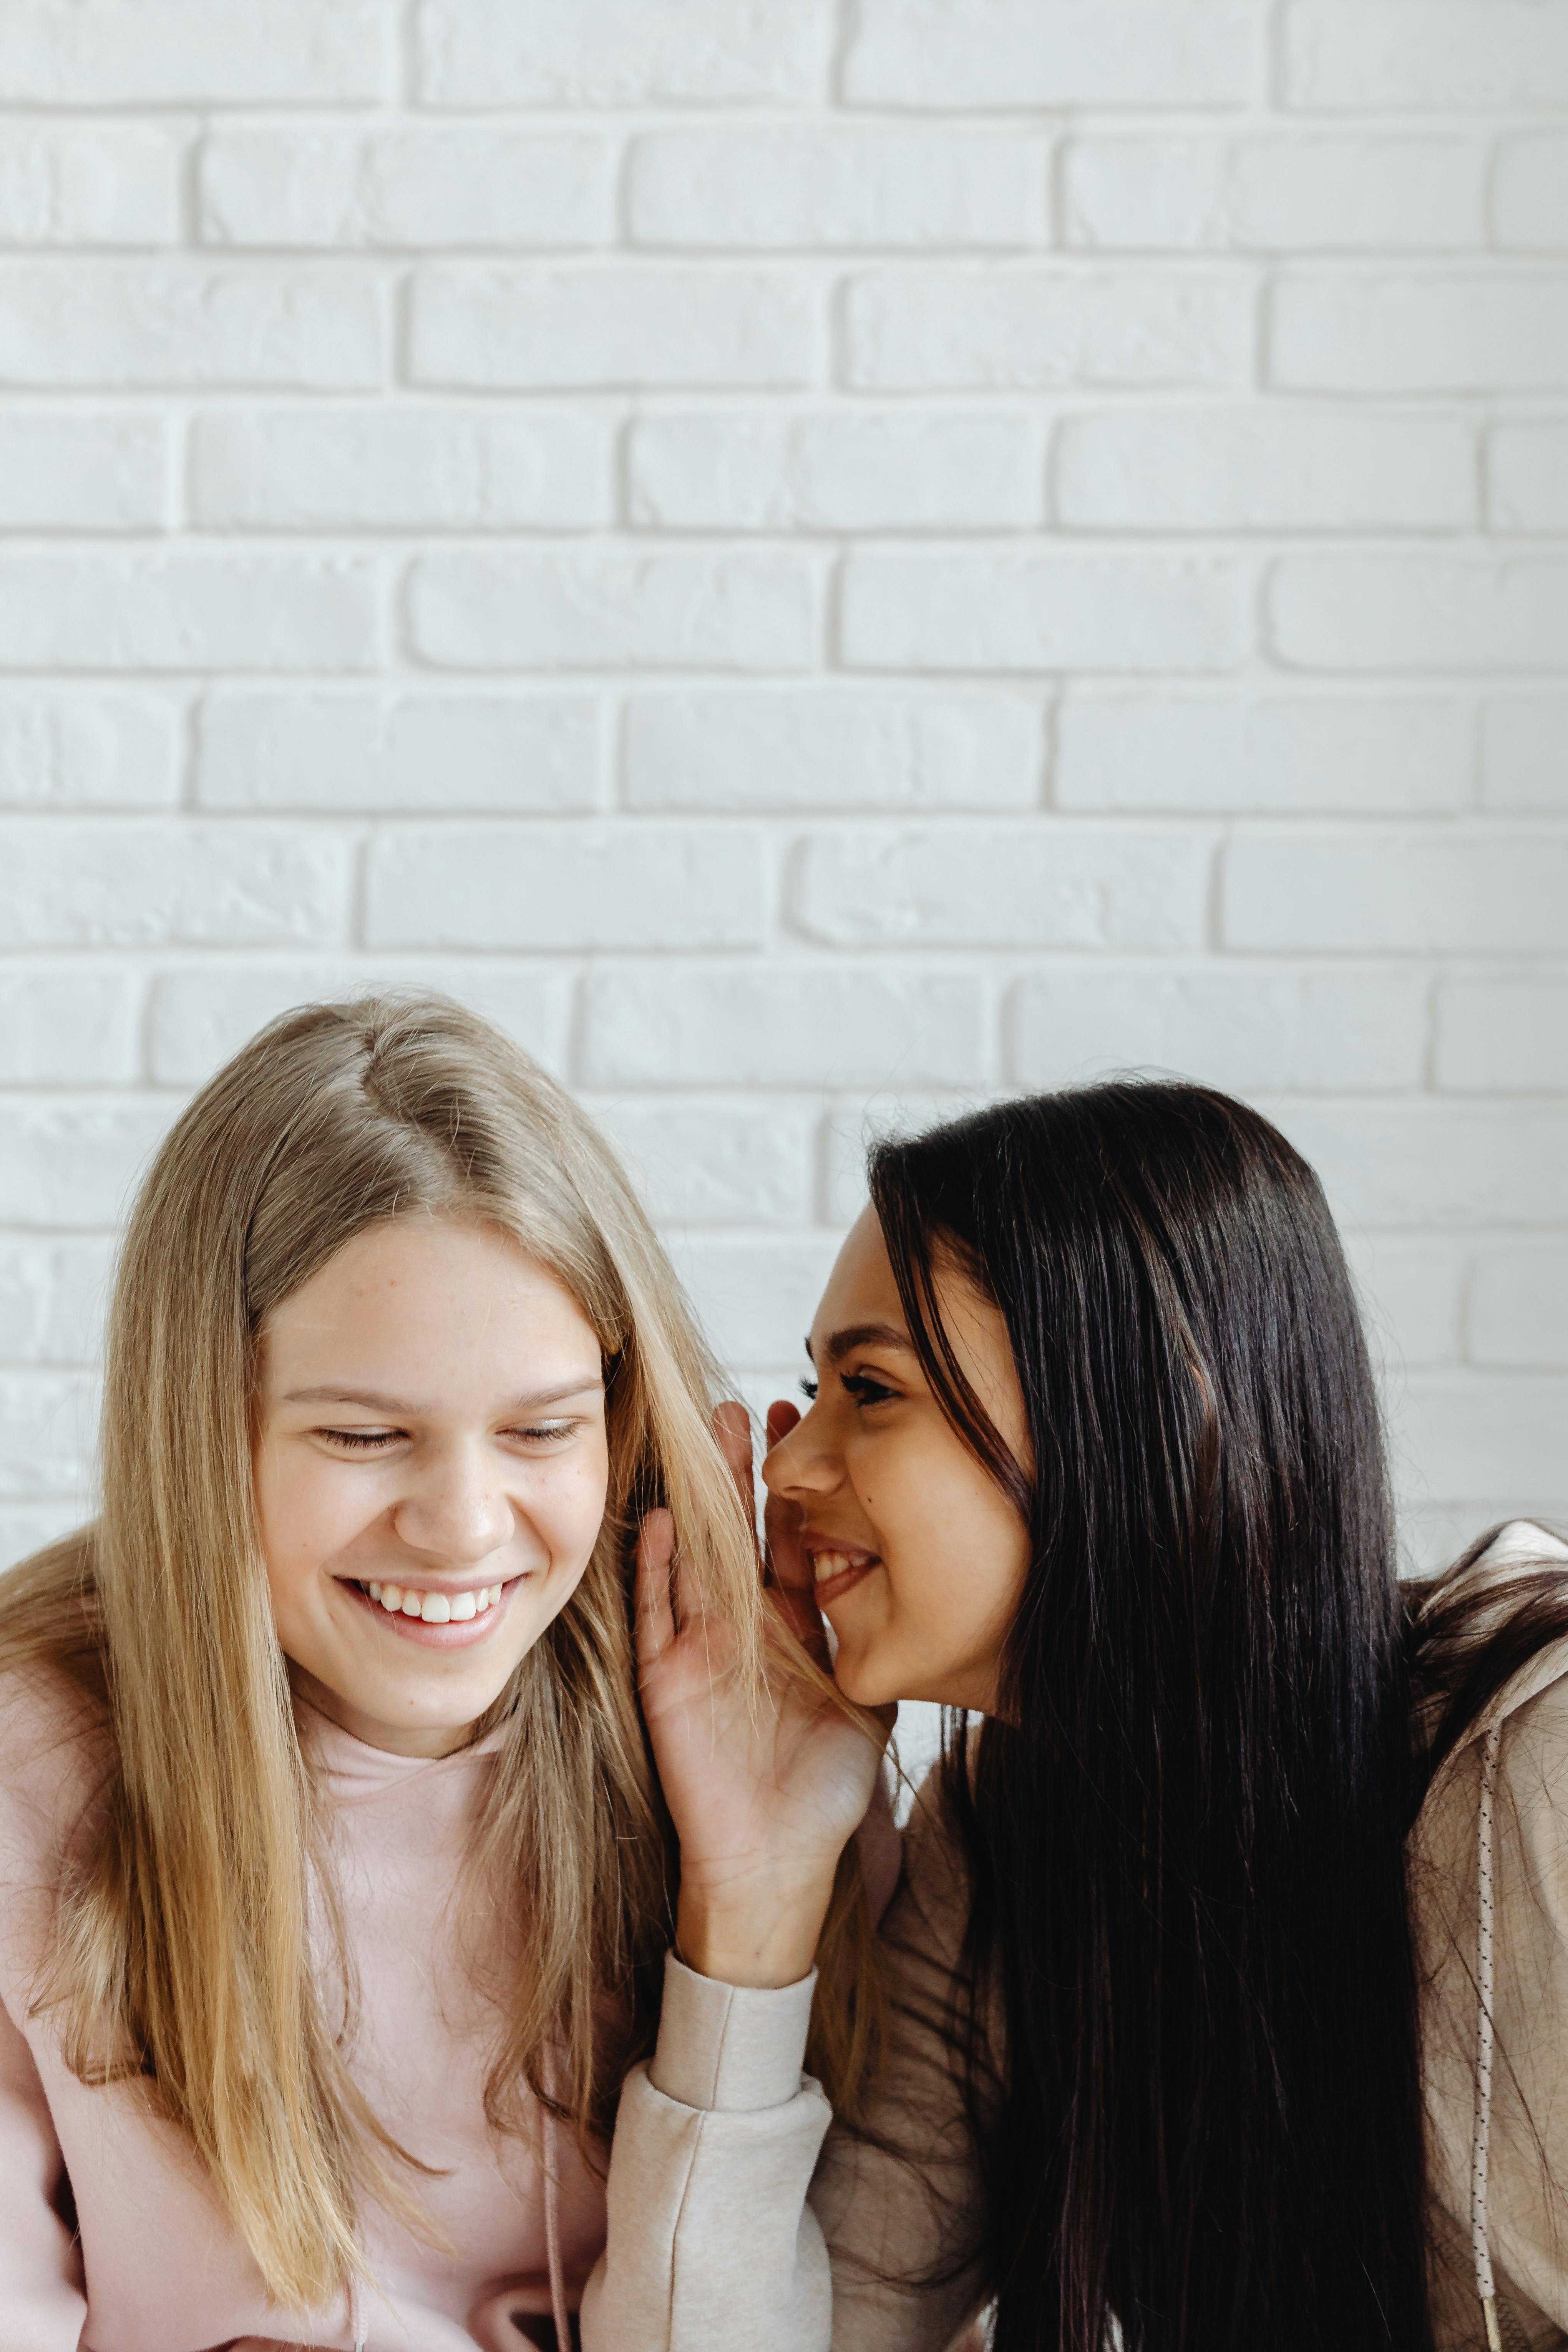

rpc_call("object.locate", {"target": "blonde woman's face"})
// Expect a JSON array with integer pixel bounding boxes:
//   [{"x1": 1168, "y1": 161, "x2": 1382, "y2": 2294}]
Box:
[{"x1": 254, "y1": 1216, "x2": 609, "y2": 1758}]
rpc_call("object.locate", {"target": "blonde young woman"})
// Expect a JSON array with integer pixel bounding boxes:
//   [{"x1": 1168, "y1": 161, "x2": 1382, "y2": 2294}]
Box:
[{"x1": 0, "y1": 995, "x2": 877, "y2": 2352}]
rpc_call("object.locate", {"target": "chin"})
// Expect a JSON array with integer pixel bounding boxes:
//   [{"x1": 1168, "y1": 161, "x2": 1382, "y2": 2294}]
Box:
[{"x1": 832, "y1": 1648, "x2": 895, "y2": 1710}]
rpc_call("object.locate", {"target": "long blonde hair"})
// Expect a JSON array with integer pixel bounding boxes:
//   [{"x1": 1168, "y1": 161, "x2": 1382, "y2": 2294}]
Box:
[{"x1": 0, "y1": 994, "x2": 876, "y2": 2310}]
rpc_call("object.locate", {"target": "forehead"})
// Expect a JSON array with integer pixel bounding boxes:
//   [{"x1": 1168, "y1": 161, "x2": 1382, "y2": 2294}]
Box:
[
  {"x1": 262, "y1": 1217, "x2": 597, "y2": 1367},
  {"x1": 811, "y1": 1209, "x2": 903, "y2": 1340}
]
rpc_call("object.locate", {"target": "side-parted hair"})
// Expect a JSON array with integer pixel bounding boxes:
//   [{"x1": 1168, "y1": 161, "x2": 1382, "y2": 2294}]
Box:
[
  {"x1": 0, "y1": 995, "x2": 869, "y2": 2311},
  {"x1": 867, "y1": 1082, "x2": 1433, "y2": 2352}
]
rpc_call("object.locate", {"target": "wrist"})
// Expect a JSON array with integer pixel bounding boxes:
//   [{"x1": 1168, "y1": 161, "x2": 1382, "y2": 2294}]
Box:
[{"x1": 675, "y1": 1871, "x2": 837, "y2": 1991}]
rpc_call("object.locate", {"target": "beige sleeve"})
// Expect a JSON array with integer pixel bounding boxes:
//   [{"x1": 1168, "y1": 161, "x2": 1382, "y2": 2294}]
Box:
[
  {"x1": 582, "y1": 1786, "x2": 991, "y2": 2352},
  {"x1": 1418, "y1": 1676, "x2": 1568, "y2": 2346}
]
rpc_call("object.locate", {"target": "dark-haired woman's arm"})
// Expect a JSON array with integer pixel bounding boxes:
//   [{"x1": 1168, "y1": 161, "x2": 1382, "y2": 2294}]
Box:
[{"x1": 584, "y1": 1777, "x2": 992, "y2": 2352}]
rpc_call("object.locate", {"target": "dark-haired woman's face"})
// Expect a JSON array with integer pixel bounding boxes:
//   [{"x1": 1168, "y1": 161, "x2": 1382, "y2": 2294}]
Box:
[{"x1": 763, "y1": 1208, "x2": 1031, "y2": 1714}]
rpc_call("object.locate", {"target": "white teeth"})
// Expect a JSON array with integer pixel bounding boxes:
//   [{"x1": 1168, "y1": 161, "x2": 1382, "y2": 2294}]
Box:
[
  {"x1": 369, "y1": 1579, "x2": 504, "y2": 1618},
  {"x1": 813, "y1": 1552, "x2": 850, "y2": 1585}
]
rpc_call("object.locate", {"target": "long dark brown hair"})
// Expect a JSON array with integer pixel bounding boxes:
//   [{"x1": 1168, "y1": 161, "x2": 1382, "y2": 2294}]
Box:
[{"x1": 866, "y1": 1082, "x2": 1433, "y2": 2352}]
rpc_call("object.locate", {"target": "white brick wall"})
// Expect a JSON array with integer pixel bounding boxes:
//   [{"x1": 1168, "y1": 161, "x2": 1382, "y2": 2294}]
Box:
[{"x1": 0, "y1": 0, "x2": 1564, "y2": 1594}]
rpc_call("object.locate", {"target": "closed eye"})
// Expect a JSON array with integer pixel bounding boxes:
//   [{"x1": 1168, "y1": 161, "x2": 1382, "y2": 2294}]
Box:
[
  {"x1": 322, "y1": 1429, "x2": 400, "y2": 1451},
  {"x1": 799, "y1": 1376, "x2": 819, "y2": 1402},
  {"x1": 840, "y1": 1369, "x2": 897, "y2": 1406}
]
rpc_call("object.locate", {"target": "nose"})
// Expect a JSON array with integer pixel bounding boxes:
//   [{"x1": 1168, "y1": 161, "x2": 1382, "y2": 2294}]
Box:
[
  {"x1": 762, "y1": 1398, "x2": 841, "y2": 1504},
  {"x1": 392, "y1": 1443, "x2": 514, "y2": 1565}
]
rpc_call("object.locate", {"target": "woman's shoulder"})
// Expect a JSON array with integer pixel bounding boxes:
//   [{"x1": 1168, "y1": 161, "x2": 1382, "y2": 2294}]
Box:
[{"x1": 0, "y1": 1657, "x2": 112, "y2": 1860}]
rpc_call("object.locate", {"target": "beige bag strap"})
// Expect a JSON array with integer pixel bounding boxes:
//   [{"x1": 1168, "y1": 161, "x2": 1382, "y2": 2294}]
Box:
[{"x1": 1472, "y1": 1724, "x2": 1503, "y2": 2352}]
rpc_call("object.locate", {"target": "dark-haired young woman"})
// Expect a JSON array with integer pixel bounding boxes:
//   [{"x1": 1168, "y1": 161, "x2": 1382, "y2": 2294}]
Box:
[{"x1": 584, "y1": 1081, "x2": 1435, "y2": 2352}]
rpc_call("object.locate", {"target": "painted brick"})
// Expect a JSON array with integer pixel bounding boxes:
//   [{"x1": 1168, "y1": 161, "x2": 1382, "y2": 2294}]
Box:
[
  {"x1": 1055, "y1": 693, "x2": 1472, "y2": 813},
  {"x1": 1269, "y1": 556, "x2": 1568, "y2": 674},
  {"x1": 1, "y1": 1504, "x2": 87, "y2": 1572},
  {"x1": 845, "y1": 268, "x2": 1251, "y2": 390},
  {"x1": 1008, "y1": 966, "x2": 1427, "y2": 1092},
  {"x1": 793, "y1": 823, "x2": 1211, "y2": 949},
  {"x1": 1225, "y1": 828, "x2": 1568, "y2": 954},
  {"x1": 1056, "y1": 409, "x2": 1473, "y2": 531},
  {"x1": 627, "y1": 129, "x2": 1046, "y2": 249},
  {"x1": 0, "y1": 0, "x2": 396, "y2": 103},
  {"x1": 1435, "y1": 979, "x2": 1568, "y2": 1092},
  {"x1": 0, "y1": 558, "x2": 378, "y2": 675},
  {"x1": 192, "y1": 410, "x2": 612, "y2": 532},
  {"x1": 197, "y1": 693, "x2": 601, "y2": 813},
  {"x1": 666, "y1": 1233, "x2": 846, "y2": 1366},
  {"x1": 0, "y1": 694, "x2": 182, "y2": 809},
  {"x1": 623, "y1": 690, "x2": 1042, "y2": 812},
  {"x1": 1283, "y1": 2, "x2": 1568, "y2": 111},
  {"x1": 0, "y1": 824, "x2": 352, "y2": 949},
  {"x1": 0, "y1": 1370, "x2": 96, "y2": 1499},
  {"x1": 199, "y1": 131, "x2": 614, "y2": 250},
  {"x1": 0, "y1": 1235, "x2": 117, "y2": 1366},
  {"x1": 410, "y1": 269, "x2": 815, "y2": 390},
  {"x1": 1343, "y1": 1232, "x2": 1465, "y2": 1371},
  {"x1": 843, "y1": 0, "x2": 1259, "y2": 107},
  {"x1": 0, "y1": 413, "x2": 167, "y2": 533},
  {"x1": 148, "y1": 963, "x2": 573, "y2": 1085},
  {"x1": 1399, "y1": 1376, "x2": 1568, "y2": 1502},
  {"x1": 1468, "y1": 1247, "x2": 1568, "y2": 1369},
  {"x1": 583, "y1": 1097, "x2": 816, "y2": 1227},
  {"x1": 415, "y1": 0, "x2": 833, "y2": 106},
  {"x1": 1253, "y1": 1100, "x2": 1568, "y2": 1228},
  {"x1": 1487, "y1": 424, "x2": 1568, "y2": 533},
  {"x1": 0, "y1": 969, "x2": 139, "y2": 1083},
  {"x1": 819, "y1": 1091, "x2": 998, "y2": 1225},
  {"x1": 1493, "y1": 136, "x2": 1568, "y2": 250},
  {"x1": 1064, "y1": 136, "x2": 1485, "y2": 252},
  {"x1": 408, "y1": 551, "x2": 818, "y2": 672},
  {"x1": 841, "y1": 552, "x2": 1247, "y2": 674},
  {"x1": 0, "y1": 1099, "x2": 178, "y2": 1225},
  {"x1": 628, "y1": 414, "x2": 1041, "y2": 532},
  {"x1": 1481, "y1": 700, "x2": 1568, "y2": 811},
  {"x1": 581, "y1": 966, "x2": 984, "y2": 1089},
  {"x1": 0, "y1": 124, "x2": 181, "y2": 245},
  {"x1": 0, "y1": 265, "x2": 386, "y2": 390},
  {"x1": 1271, "y1": 273, "x2": 1568, "y2": 393},
  {"x1": 364, "y1": 825, "x2": 765, "y2": 952}
]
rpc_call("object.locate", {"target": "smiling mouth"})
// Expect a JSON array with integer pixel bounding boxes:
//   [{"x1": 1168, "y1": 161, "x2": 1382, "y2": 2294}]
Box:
[
  {"x1": 807, "y1": 1548, "x2": 881, "y2": 1608},
  {"x1": 343, "y1": 1577, "x2": 521, "y2": 1648}
]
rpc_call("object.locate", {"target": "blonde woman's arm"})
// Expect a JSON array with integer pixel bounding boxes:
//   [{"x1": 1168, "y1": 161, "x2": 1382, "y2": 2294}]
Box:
[{"x1": 0, "y1": 1997, "x2": 89, "y2": 2350}]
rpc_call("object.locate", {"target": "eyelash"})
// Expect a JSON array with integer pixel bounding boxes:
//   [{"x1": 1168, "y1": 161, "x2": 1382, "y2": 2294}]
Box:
[
  {"x1": 320, "y1": 1423, "x2": 577, "y2": 1452},
  {"x1": 796, "y1": 1371, "x2": 896, "y2": 1408}
]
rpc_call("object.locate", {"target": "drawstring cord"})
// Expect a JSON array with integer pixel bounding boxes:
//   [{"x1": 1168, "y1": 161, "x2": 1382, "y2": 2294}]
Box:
[
  {"x1": 1472, "y1": 1725, "x2": 1503, "y2": 2352},
  {"x1": 543, "y1": 2072, "x2": 571, "y2": 2352}
]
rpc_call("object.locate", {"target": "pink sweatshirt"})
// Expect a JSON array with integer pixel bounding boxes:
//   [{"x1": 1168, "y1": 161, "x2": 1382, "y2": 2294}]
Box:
[{"x1": 0, "y1": 1671, "x2": 611, "y2": 2352}]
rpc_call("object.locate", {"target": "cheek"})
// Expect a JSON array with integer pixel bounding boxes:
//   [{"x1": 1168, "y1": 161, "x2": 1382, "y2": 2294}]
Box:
[
  {"x1": 534, "y1": 1441, "x2": 610, "y2": 1565},
  {"x1": 254, "y1": 1446, "x2": 380, "y2": 1584}
]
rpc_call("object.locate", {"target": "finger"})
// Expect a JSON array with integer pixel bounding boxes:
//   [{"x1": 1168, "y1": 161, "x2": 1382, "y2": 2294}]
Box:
[
  {"x1": 762, "y1": 1492, "x2": 831, "y2": 1668},
  {"x1": 765, "y1": 1398, "x2": 800, "y2": 1449},
  {"x1": 712, "y1": 1399, "x2": 757, "y2": 1546},
  {"x1": 633, "y1": 1509, "x2": 677, "y2": 1671}
]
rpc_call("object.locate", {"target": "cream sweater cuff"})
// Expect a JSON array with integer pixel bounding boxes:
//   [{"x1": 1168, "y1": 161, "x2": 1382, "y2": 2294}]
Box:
[{"x1": 650, "y1": 1950, "x2": 816, "y2": 2114}]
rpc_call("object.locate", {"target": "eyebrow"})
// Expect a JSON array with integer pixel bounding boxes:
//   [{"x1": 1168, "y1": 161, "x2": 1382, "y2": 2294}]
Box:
[
  {"x1": 806, "y1": 1321, "x2": 915, "y2": 1368},
  {"x1": 281, "y1": 1379, "x2": 603, "y2": 1414}
]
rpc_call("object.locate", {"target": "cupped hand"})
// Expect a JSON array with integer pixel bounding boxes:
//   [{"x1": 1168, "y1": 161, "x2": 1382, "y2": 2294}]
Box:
[{"x1": 636, "y1": 1399, "x2": 890, "y2": 1988}]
